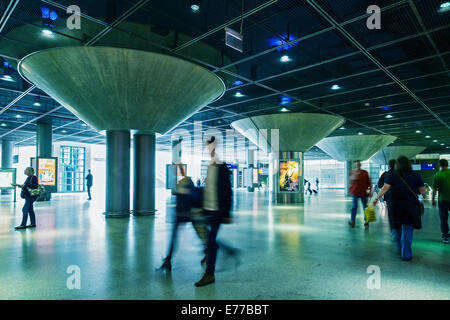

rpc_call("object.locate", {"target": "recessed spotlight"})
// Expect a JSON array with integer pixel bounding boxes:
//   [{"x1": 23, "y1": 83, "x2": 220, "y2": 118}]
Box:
[
  {"x1": 358, "y1": 132, "x2": 363, "y2": 135},
  {"x1": 61, "y1": 130, "x2": 67, "y2": 133},
  {"x1": 441, "y1": 143, "x2": 445, "y2": 146},
  {"x1": 415, "y1": 130, "x2": 422, "y2": 133},
  {"x1": 234, "y1": 91, "x2": 244, "y2": 97},
  {"x1": 339, "y1": 127, "x2": 346, "y2": 130},
  {"x1": 280, "y1": 54, "x2": 290, "y2": 62},
  {"x1": 364, "y1": 102, "x2": 370, "y2": 107},
  {"x1": 425, "y1": 135, "x2": 431, "y2": 138},
  {"x1": 190, "y1": 1, "x2": 200, "y2": 12},
  {"x1": 33, "y1": 102, "x2": 41, "y2": 106},
  {"x1": 385, "y1": 114, "x2": 393, "y2": 119},
  {"x1": 433, "y1": 140, "x2": 438, "y2": 142},
  {"x1": 1, "y1": 75, "x2": 14, "y2": 82},
  {"x1": 1, "y1": 123, "x2": 6, "y2": 127},
  {"x1": 280, "y1": 107, "x2": 290, "y2": 112},
  {"x1": 81, "y1": 123, "x2": 87, "y2": 127},
  {"x1": 42, "y1": 29, "x2": 53, "y2": 36},
  {"x1": 439, "y1": 2, "x2": 450, "y2": 12},
  {"x1": 331, "y1": 84, "x2": 341, "y2": 90},
  {"x1": 15, "y1": 114, "x2": 22, "y2": 119}
]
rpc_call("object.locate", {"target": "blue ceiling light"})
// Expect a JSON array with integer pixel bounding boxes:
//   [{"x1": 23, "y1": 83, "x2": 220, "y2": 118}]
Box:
[
  {"x1": 233, "y1": 80, "x2": 243, "y2": 86},
  {"x1": 41, "y1": 7, "x2": 58, "y2": 33},
  {"x1": 280, "y1": 96, "x2": 292, "y2": 105},
  {"x1": 381, "y1": 105, "x2": 391, "y2": 111},
  {"x1": 269, "y1": 34, "x2": 297, "y2": 52}
]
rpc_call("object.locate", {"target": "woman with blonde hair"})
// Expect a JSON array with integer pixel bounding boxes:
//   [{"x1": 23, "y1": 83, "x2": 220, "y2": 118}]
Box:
[{"x1": 11, "y1": 167, "x2": 39, "y2": 230}]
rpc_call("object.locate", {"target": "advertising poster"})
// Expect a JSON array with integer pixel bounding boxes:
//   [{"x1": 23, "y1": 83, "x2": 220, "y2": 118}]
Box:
[
  {"x1": 279, "y1": 161, "x2": 299, "y2": 191},
  {"x1": 38, "y1": 158, "x2": 56, "y2": 186},
  {"x1": 176, "y1": 164, "x2": 187, "y2": 182}
]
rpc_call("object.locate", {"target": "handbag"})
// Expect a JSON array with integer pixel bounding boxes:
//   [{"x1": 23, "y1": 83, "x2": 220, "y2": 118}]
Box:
[
  {"x1": 398, "y1": 174, "x2": 425, "y2": 215},
  {"x1": 27, "y1": 176, "x2": 45, "y2": 196}
]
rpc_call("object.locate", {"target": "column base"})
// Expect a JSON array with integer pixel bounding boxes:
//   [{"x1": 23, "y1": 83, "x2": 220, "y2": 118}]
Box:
[
  {"x1": 103, "y1": 211, "x2": 131, "y2": 218},
  {"x1": 276, "y1": 192, "x2": 304, "y2": 203},
  {"x1": 132, "y1": 209, "x2": 157, "y2": 216}
]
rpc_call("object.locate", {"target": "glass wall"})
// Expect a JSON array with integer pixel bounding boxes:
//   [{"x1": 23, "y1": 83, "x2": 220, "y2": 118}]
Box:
[
  {"x1": 304, "y1": 159, "x2": 345, "y2": 189},
  {"x1": 59, "y1": 146, "x2": 85, "y2": 192}
]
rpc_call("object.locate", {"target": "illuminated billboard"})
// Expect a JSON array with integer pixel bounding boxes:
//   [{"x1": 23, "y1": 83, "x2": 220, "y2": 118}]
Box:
[
  {"x1": 166, "y1": 164, "x2": 187, "y2": 189},
  {"x1": 279, "y1": 161, "x2": 299, "y2": 191},
  {"x1": 38, "y1": 158, "x2": 57, "y2": 186},
  {"x1": 253, "y1": 169, "x2": 259, "y2": 184}
]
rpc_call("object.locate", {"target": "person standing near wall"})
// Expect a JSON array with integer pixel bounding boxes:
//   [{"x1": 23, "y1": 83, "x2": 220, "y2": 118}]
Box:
[
  {"x1": 432, "y1": 159, "x2": 450, "y2": 244},
  {"x1": 348, "y1": 160, "x2": 372, "y2": 228},
  {"x1": 11, "y1": 167, "x2": 39, "y2": 230},
  {"x1": 85, "y1": 169, "x2": 93, "y2": 200}
]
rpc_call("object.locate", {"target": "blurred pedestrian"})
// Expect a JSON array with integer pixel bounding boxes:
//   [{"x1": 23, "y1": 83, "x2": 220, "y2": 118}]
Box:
[
  {"x1": 85, "y1": 169, "x2": 93, "y2": 200},
  {"x1": 373, "y1": 156, "x2": 427, "y2": 261},
  {"x1": 348, "y1": 160, "x2": 372, "y2": 228},
  {"x1": 432, "y1": 159, "x2": 450, "y2": 244},
  {"x1": 160, "y1": 165, "x2": 207, "y2": 271},
  {"x1": 11, "y1": 167, "x2": 40, "y2": 230},
  {"x1": 195, "y1": 136, "x2": 238, "y2": 287}
]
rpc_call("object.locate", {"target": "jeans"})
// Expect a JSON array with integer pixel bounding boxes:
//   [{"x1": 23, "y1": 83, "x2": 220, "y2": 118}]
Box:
[
  {"x1": 438, "y1": 201, "x2": 450, "y2": 238},
  {"x1": 87, "y1": 185, "x2": 92, "y2": 199},
  {"x1": 350, "y1": 195, "x2": 368, "y2": 223},
  {"x1": 21, "y1": 197, "x2": 37, "y2": 226},
  {"x1": 392, "y1": 225, "x2": 414, "y2": 259}
]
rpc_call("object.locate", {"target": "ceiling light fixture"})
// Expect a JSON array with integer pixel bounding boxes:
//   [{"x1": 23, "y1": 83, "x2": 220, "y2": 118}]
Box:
[
  {"x1": 358, "y1": 132, "x2": 363, "y2": 135},
  {"x1": 439, "y1": 2, "x2": 450, "y2": 12},
  {"x1": 190, "y1": 1, "x2": 200, "y2": 12},
  {"x1": 433, "y1": 140, "x2": 438, "y2": 142},
  {"x1": 15, "y1": 114, "x2": 22, "y2": 119},
  {"x1": 425, "y1": 135, "x2": 431, "y2": 138},
  {"x1": 280, "y1": 107, "x2": 290, "y2": 112},
  {"x1": 331, "y1": 84, "x2": 341, "y2": 90},
  {"x1": 234, "y1": 91, "x2": 244, "y2": 97},
  {"x1": 339, "y1": 127, "x2": 346, "y2": 130},
  {"x1": 385, "y1": 114, "x2": 393, "y2": 119},
  {"x1": 62, "y1": 130, "x2": 67, "y2": 133},
  {"x1": 280, "y1": 54, "x2": 290, "y2": 62},
  {"x1": 415, "y1": 130, "x2": 422, "y2": 133},
  {"x1": 1, "y1": 123, "x2": 6, "y2": 127}
]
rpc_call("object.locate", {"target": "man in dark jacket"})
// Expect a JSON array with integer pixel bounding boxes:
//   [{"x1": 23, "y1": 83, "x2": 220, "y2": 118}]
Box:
[
  {"x1": 195, "y1": 136, "x2": 236, "y2": 287},
  {"x1": 85, "y1": 170, "x2": 93, "y2": 200},
  {"x1": 378, "y1": 159, "x2": 396, "y2": 237}
]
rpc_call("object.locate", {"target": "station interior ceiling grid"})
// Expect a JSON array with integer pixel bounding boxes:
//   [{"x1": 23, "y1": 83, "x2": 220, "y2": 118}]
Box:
[{"x1": 0, "y1": 0, "x2": 449, "y2": 159}]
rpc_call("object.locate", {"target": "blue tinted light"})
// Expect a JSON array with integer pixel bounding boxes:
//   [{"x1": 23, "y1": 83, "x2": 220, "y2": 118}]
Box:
[
  {"x1": 269, "y1": 34, "x2": 297, "y2": 51},
  {"x1": 280, "y1": 96, "x2": 292, "y2": 105},
  {"x1": 233, "y1": 80, "x2": 243, "y2": 86}
]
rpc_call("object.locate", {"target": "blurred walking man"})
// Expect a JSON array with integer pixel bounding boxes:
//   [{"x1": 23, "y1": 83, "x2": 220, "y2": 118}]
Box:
[
  {"x1": 195, "y1": 136, "x2": 237, "y2": 287},
  {"x1": 348, "y1": 160, "x2": 372, "y2": 228}
]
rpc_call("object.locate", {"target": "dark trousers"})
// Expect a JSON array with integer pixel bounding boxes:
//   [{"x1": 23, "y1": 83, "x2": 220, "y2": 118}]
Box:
[
  {"x1": 21, "y1": 197, "x2": 37, "y2": 226},
  {"x1": 87, "y1": 185, "x2": 92, "y2": 199},
  {"x1": 438, "y1": 201, "x2": 450, "y2": 238},
  {"x1": 204, "y1": 212, "x2": 235, "y2": 274}
]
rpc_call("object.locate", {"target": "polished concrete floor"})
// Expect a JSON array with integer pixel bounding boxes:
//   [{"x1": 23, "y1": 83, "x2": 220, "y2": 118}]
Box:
[{"x1": 0, "y1": 188, "x2": 449, "y2": 300}]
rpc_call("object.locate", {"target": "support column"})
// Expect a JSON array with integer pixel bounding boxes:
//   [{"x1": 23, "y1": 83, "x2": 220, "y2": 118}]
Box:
[
  {"x1": 104, "y1": 130, "x2": 130, "y2": 218},
  {"x1": 247, "y1": 149, "x2": 255, "y2": 192},
  {"x1": 1, "y1": 139, "x2": 13, "y2": 195},
  {"x1": 133, "y1": 134, "x2": 156, "y2": 216},
  {"x1": 36, "y1": 122, "x2": 53, "y2": 201}
]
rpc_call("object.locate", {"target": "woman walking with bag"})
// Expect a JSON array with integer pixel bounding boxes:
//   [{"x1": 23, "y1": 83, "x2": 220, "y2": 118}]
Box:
[
  {"x1": 11, "y1": 167, "x2": 40, "y2": 230},
  {"x1": 373, "y1": 156, "x2": 427, "y2": 261}
]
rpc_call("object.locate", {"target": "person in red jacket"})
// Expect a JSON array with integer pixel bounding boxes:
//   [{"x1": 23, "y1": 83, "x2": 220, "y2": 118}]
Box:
[{"x1": 348, "y1": 160, "x2": 372, "y2": 228}]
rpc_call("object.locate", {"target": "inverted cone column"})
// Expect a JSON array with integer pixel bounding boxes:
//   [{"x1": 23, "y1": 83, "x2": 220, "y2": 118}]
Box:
[
  {"x1": 105, "y1": 131, "x2": 130, "y2": 218},
  {"x1": 232, "y1": 113, "x2": 345, "y2": 204},
  {"x1": 316, "y1": 135, "x2": 397, "y2": 194},
  {"x1": 370, "y1": 146, "x2": 426, "y2": 165},
  {"x1": 133, "y1": 134, "x2": 156, "y2": 216},
  {"x1": 18, "y1": 47, "x2": 225, "y2": 217}
]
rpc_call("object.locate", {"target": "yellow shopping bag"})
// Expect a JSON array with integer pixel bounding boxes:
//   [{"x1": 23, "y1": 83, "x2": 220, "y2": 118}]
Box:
[{"x1": 364, "y1": 205, "x2": 377, "y2": 223}]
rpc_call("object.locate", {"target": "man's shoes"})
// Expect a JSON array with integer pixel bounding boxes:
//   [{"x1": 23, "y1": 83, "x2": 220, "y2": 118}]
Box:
[
  {"x1": 26, "y1": 224, "x2": 36, "y2": 228},
  {"x1": 195, "y1": 273, "x2": 215, "y2": 287},
  {"x1": 159, "y1": 258, "x2": 172, "y2": 272},
  {"x1": 348, "y1": 221, "x2": 355, "y2": 228},
  {"x1": 442, "y1": 237, "x2": 449, "y2": 244},
  {"x1": 14, "y1": 225, "x2": 26, "y2": 230}
]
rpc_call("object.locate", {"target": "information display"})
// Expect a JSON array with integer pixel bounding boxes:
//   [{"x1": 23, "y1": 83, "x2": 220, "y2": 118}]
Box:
[
  {"x1": 279, "y1": 161, "x2": 299, "y2": 192},
  {"x1": 0, "y1": 169, "x2": 16, "y2": 189},
  {"x1": 38, "y1": 158, "x2": 57, "y2": 186}
]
